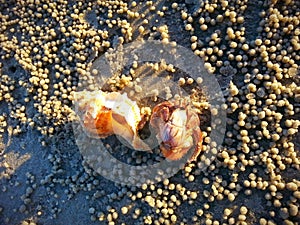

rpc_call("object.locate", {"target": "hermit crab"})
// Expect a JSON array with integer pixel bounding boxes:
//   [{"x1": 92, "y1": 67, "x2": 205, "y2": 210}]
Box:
[
  {"x1": 74, "y1": 90, "x2": 150, "y2": 150},
  {"x1": 150, "y1": 100, "x2": 203, "y2": 162},
  {"x1": 74, "y1": 90, "x2": 203, "y2": 162}
]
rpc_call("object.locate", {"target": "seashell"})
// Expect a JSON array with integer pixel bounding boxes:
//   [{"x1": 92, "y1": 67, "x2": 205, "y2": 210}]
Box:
[{"x1": 74, "y1": 90, "x2": 150, "y2": 151}]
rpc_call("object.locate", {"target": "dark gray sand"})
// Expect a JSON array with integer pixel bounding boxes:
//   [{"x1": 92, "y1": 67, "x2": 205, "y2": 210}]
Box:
[{"x1": 0, "y1": 0, "x2": 300, "y2": 224}]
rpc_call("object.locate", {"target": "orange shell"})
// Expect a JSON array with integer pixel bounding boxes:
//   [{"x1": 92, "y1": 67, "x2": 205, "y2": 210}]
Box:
[{"x1": 83, "y1": 106, "x2": 113, "y2": 137}]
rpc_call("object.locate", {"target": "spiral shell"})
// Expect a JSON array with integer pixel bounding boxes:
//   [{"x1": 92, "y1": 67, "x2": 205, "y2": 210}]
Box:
[{"x1": 74, "y1": 90, "x2": 149, "y2": 150}]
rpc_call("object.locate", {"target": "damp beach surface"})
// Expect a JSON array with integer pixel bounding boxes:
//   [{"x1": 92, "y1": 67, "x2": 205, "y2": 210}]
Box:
[{"x1": 0, "y1": 0, "x2": 300, "y2": 225}]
